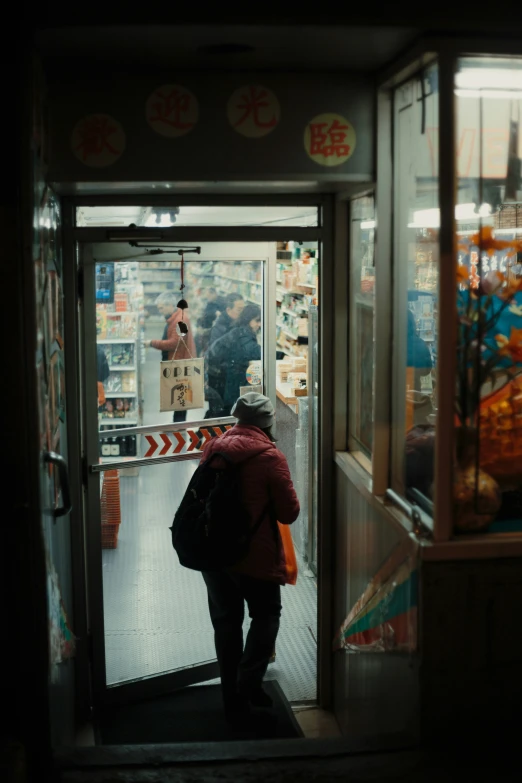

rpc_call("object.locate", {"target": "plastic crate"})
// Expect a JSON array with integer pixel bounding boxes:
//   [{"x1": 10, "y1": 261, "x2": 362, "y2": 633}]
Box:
[{"x1": 101, "y1": 523, "x2": 119, "y2": 549}]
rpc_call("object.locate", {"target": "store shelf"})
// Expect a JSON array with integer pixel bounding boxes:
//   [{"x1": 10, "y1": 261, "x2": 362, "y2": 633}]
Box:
[
  {"x1": 100, "y1": 419, "x2": 138, "y2": 426},
  {"x1": 277, "y1": 322, "x2": 299, "y2": 340},
  {"x1": 105, "y1": 392, "x2": 137, "y2": 397},
  {"x1": 277, "y1": 286, "x2": 308, "y2": 298},
  {"x1": 297, "y1": 283, "x2": 316, "y2": 290},
  {"x1": 98, "y1": 338, "x2": 136, "y2": 344},
  {"x1": 281, "y1": 307, "x2": 307, "y2": 318},
  {"x1": 109, "y1": 365, "x2": 136, "y2": 371}
]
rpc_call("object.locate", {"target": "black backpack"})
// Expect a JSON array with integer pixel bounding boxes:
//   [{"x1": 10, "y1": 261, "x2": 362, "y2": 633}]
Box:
[{"x1": 170, "y1": 452, "x2": 266, "y2": 572}]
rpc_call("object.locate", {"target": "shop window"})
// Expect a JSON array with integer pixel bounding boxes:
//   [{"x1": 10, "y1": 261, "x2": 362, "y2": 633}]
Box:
[
  {"x1": 453, "y1": 57, "x2": 522, "y2": 534},
  {"x1": 393, "y1": 64, "x2": 439, "y2": 508},
  {"x1": 348, "y1": 195, "x2": 375, "y2": 460}
]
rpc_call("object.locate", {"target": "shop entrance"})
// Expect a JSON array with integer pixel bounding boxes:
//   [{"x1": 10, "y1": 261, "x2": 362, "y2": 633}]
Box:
[{"x1": 73, "y1": 205, "x2": 323, "y2": 726}]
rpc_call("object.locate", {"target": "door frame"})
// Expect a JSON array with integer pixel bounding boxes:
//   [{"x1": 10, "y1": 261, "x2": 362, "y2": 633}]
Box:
[{"x1": 63, "y1": 195, "x2": 333, "y2": 712}]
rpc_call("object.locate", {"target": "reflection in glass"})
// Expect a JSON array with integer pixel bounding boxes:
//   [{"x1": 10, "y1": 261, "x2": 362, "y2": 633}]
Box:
[
  {"x1": 394, "y1": 64, "x2": 439, "y2": 504},
  {"x1": 348, "y1": 196, "x2": 375, "y2": 457},
  {"x1": 454, "y1": 57, "x2": 522, "y2": 533}
]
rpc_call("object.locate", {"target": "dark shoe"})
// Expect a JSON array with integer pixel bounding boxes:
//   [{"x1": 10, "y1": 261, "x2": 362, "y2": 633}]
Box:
[{"x1": 240, "y1": 686, "x2": 273, "y2": 709}]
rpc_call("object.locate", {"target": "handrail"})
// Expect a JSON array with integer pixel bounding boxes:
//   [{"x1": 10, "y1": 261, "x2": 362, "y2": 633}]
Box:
[
  {"x1": 98, "y1": 416, "x2": 235, "y2": 440},
  {"x1": 385, "y1": 488, "x2": 433, "y2": 539},
  {"x1": 92, "y1": 451, "x2": 202, "y2": 473}
]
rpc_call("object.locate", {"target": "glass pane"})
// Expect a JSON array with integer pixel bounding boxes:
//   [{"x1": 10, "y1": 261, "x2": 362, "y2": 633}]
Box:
[
  {"x1": 454, "y1": 56, "x2": 522, "y2": 534},
  {"x1": 393, "y1": 64, "x2": 439, "y2": 504},
  {"x1": 96, "y1": 255, "x2": 265, "y2": 457},
  {"x1": 348, "y1": 195, "x2": 375, "y2": 457},
  {"x1": 102, "y1": 461, "x2": 216, "y2": 686},
  {"x1": 78, "y1": 204, "x2": 319, "y2": 227}
]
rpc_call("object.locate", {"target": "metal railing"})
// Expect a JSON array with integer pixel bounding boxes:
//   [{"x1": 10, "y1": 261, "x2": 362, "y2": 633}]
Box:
[{"x1": 92, "y1": 416, "x2": 235, "y2": 473}]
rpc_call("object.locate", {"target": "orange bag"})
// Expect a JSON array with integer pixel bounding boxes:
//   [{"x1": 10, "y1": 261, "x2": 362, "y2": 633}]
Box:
[
  {"x1": 279, "y1": 522, "x2": 298, "y2": 585},
  {"x1": 97, "y1": 381, "x2": 106, "y2": 406}
]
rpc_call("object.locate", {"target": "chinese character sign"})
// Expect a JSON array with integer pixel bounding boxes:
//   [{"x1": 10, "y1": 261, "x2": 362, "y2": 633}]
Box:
[
  {"x1": 304, "y1": 113, "x2": 356, "y2": 167},
  {"x1": 146, "y1": 85, "x2": 199, "y2": 138},
  {"x1": 227, "y1": 85, "x2": 280, "y2": 138},
  {"x1": 160, "y1": 358, "x2": 204, "y2": 411},
  {"x1": 71, "y1": 114, "x2": 126, "y2": 168}
]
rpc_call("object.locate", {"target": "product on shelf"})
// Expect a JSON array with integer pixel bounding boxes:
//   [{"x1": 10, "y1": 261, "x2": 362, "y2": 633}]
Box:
[
  {"x1": 99, "y1": 397, "x2": 136, "y2": 420},
  {"x1": 106, "y1": 373, "x2": 123, "y2": 393},
  {"x1": 121, "y1": 372, "x2": 136, "y2": 392},
  {"x1": 110, "y1": 344, "x2": 135, "y2": 366},
  {"x1": 96, "y1": 309, "x2": 107, "y2": 338}
]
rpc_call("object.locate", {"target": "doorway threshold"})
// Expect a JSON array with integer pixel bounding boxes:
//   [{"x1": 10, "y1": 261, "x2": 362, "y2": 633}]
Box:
[{"x1": 56, "y1": 732, "x2": 417, "y2": 771}]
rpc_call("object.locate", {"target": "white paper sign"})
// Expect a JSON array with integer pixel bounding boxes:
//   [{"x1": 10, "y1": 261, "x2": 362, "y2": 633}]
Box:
[{"x1": 160, "y1": 358, "x2": 204, "y2": 412}]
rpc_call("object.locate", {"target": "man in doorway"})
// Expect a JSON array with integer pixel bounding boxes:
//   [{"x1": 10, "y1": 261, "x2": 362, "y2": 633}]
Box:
[
  {"x1": 205, "y1": 293, "x2": 245, "y2": 419},
  {"x1": 144, "y1": 292, "x2": 196, "y2": 423}
]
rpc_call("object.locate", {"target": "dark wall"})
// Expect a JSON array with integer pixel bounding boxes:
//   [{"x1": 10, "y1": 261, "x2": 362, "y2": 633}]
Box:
[
  {"x1": 420, "y1": 557, "x2": 522, "y2": 742},
  {"x1": 47, "y1": 72, "x2": 374, "y2": 185},
  {"x1": 333, "y1": 468, "x2": 420, "y2": 742}
]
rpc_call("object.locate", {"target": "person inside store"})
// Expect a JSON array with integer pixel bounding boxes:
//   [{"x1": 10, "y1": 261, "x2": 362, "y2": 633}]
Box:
[
  {"x1": 200, "y1": 392, "x2": 300, "y2": 726},
  {"x1": 209, "y1": 292, "x2": 245, "y2": 346},
  {"x1": 204, "y1": 293, "x2": 246, "y2": 418},
  {"x1": 207, "y1": 304, "x2": 262, "y2": 417},
  {"x1": 196, "y1": 287, "x2": 226, "y2": 355},
  {"x1": 144, "y1": 291, "x2": 197, "y2": 423}
]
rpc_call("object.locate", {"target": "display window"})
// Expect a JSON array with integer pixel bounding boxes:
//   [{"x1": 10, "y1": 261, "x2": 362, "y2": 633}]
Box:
[
  {"x1": 453, "y1": 56, "x2": 522, "y2": 535},
  {"x1": 392, "y1": 63, "x2": 439, "y2": 510}
]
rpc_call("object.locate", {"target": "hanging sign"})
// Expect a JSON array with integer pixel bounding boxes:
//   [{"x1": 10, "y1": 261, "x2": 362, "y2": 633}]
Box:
[
  {"x1": 304, "y1": 112, "x2": 356, "y2": 167},
  {"x1": 160, "y1": 357, "x2": 204, "y2": 412}
]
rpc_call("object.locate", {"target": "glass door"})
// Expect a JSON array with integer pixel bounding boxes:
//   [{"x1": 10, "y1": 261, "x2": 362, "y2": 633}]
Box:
[{"x1": 81, "y1": 242, "x2": 273, "y2": 706}]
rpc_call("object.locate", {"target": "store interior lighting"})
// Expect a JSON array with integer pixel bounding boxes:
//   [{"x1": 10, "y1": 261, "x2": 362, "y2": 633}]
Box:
[
  {"x1": 455, "y1": 68, "x2": 522, "y2": 91},
  {"x1": 360, "y1": 220, "x2": 376, "y2": 229},
  {"x1": 409, "y1": 203, "x2": 492, "y2": 228},
  {"x1": 455, "y1": 67, "x2": 522, "y2": 99},
  {"x1": 147, "y1": 208, "x2": 180, "y2": 227}
]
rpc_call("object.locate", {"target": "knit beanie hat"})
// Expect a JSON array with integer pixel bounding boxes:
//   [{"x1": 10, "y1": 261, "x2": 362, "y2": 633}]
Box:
[{"x1": 231, "y1": 392, "x2": 275, "y2": 429}]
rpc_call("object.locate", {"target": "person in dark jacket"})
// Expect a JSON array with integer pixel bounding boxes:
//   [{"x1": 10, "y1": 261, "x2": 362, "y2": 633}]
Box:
[
  {"x1": 201, "y1": 393, "x2": 300, "y2": 724},
  {"x1": 207, "y1": 304, "x2": 261, "y2": 416},
  {"x1": 204, "y1": 293, "x2": 245, "y2": 418},
  {"x1": 196, "y1": 288, "x2": 226, "y2": 356},
  {"x1": 209, "y1": 293, "x2": 244, "y2": 347},
  {"x1": 199, "y1": 288, "x2": 226, "y2": 330}
]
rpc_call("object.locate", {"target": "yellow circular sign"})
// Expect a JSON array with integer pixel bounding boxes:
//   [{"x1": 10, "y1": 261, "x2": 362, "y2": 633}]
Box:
[
  {"x1": 228, "y1": 85, "x2": 280, "y2": 138},
  {"x1": 71, "y1": 114, "x2": 126, "y2": 167},
  {"x1": 146, "y1": 84, "x2": 199, "y2": 138},
  {"x1": 304, "y1": 113, "x2": 356, "y2": 167}
]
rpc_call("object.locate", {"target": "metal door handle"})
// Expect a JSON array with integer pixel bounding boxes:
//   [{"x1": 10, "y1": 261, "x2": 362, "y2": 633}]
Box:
[
  {"x1": 385, "y1": 488, "x2": 432, "y2": 539},
  {"x1": 44, "y1": 451, "x2": 72, "y2": 518}
]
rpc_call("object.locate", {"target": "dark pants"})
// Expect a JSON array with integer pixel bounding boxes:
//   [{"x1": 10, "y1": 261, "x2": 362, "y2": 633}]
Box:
[{"x1": 202, "y1": 571, "x2": 282, "y2": 707}]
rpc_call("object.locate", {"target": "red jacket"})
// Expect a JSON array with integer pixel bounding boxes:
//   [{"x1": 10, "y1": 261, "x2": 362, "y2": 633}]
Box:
[
  {"x1": 202, "y1": 424, "x2": 300, "y2": 584},
  {"x1": 151, "y1": 309, "x2": 196, "y2": 360}
]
